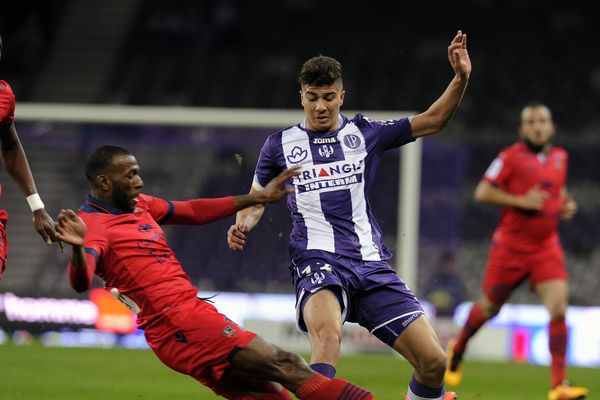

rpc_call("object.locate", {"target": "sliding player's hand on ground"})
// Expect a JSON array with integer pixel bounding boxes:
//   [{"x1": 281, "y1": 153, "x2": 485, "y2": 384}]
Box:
[{"x1": 55, "y1": 209, "x2": 87, "y2": 247}]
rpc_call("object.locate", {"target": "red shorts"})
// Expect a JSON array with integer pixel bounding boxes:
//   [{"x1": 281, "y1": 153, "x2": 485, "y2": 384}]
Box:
[
  {"x1": 483, "y1": 242, "x2": 567, "y2": 304},
  {"x1": 0, "y1": 214, "x2": 8, "y2": 280},
  {"x1": 143, "y1": 297, "x2": 256, "y2": 390}
]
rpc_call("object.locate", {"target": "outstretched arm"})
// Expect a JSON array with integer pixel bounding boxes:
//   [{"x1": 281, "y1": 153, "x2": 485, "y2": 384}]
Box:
[
  {"x1": 411, "y1": 30, "x2": 471, "y2": 138},
  {"x1": 227, "y1": 186, "x2": 268, "y2": 251},
  {"x1": 227, "y1": 166, "x2": 301, "y2": 252},
  {"x1": 474, "y1": 180, "x2": 549, "y2": 211},
  {"x1": 161, "y1": 166, "x2": 299, "y2": 226},
  {"x1": 55, "y1": 209, "x2": 95, "y2": 292},
  {"x1": 0, "y1": 122, "x2": 60, "y2": 245}
]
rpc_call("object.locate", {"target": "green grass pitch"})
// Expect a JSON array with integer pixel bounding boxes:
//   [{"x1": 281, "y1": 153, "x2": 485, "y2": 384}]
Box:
[{"x1": 0, "y1": 343, "x2": 597, "y2": 399}]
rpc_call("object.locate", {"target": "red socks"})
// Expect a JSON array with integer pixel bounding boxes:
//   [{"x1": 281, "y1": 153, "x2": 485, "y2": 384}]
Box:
[
  {"x1": 296, "y1": 374, "x2": 373, "y2": 400},
  {"x1": 296, "y1": 373, "x2": 330, "y2": 398},
  {"x1": 454, "y1": 302, "x2": 487, "y2": 355},
  {"x1": 549, "y1": 318, "x2": 567, "y2": 388}
]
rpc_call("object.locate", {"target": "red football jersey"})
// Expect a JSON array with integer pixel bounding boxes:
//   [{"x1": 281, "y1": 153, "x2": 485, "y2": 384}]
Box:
[
  {"x1": 482, "y1": 141, "x2": 568, "y2": 252},
  {"x1": 0, "y1": 80, "x2": 15, "y2": 126},
  {"x1": 75, "y1": 193, "x2": 235, "y2": 328}
]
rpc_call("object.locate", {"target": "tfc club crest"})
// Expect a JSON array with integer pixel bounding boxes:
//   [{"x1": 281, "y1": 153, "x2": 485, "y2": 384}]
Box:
[
  {"x1": 318, "y1": 145, "x2": 334, "y2": 158},
  {"x1": 310, "y1": 272, "x2": 326, "y2": 285}
]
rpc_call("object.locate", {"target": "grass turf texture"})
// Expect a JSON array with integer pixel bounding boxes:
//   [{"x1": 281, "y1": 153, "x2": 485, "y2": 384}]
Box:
[{"x1": 0, "y1": 343, "x2": 597, "y2": 399}]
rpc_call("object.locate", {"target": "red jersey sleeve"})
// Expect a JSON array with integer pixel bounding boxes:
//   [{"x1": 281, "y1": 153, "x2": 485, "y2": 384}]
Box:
[
  {"x1": 140, "y1": 193, "x2": 237, "y2": 225},
  {"x1": 482, "y1": 150, "x2": 513, "y2": 187},
  {"x1": 68, "y1": 216, "x2": 108, "y2": 292},
  {"x1": 139, "y1": 193, "x2": 172, "y2": 222},
  {"x1": 67, "y1": 253, "x2": 97, "y2": 293},
  {"x1": 0, "y1": 80, "x2": 16, "y2": 125}
]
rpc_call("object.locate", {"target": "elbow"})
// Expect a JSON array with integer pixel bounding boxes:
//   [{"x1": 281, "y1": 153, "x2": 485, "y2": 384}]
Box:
[
  {"x1": 473, "y1": 190, "x2": 483, "y2": 203},
  {"x1": 474, "y1": 184, "x2": 488, "y2": 203},
  {"x1": 73, "y1": 285, "x2": 89, "y2": 294},
  {"x1": 68, "y1": 271, "x2": 92, "y2": 293},
  {"x1": 432, "y1": 121, "x2": 449, "y2": 135},
  {"x1": 424, "y1": 116, "x2": 450, "y2": 136},
  {"x1": 70, "y1": 280, "x2": 90, "y2": 293},
  {"x1": 414, "y1": 122, "x2": 447, "y2": 138}
]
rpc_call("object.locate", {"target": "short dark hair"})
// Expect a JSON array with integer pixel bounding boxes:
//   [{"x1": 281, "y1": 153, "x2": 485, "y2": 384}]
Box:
[
  {"x1": 298, "y1": 55, "x2": 343, "y2": 87},
  {"x1": 85, "y1": 145, "x2": 132, "y2": 182}
]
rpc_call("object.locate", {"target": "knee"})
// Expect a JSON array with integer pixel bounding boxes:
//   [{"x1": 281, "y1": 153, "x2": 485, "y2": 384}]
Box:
[
  {"x1": 307, "y1": 323, "x2": 343, "y2": 347},
  {"x1": 549, "y1": 302, "x2": 567, "y2": 320},
  {"x1": 480, "y1": 300, "x2": 501, "y2": 318},
  {"x1": 417, "y1": 352, "x2": 447, "y2": 381}
]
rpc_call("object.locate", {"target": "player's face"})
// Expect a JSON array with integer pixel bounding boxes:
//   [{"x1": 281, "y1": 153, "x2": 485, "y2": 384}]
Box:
[
  {"x1": 108, "y1": 154, "x2": 144, "y2": 212},
  {"x1": 519, "y1": 106, "x2": 555, "y2": 147},
  {"x1": 300, "y1": 81, "x2": 345, "y2": 133}
]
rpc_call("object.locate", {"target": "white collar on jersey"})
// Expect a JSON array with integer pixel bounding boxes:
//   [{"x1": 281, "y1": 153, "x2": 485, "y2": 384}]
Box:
[{"x1": 300, "y1": 115, "x2": 344, "y2": 131}]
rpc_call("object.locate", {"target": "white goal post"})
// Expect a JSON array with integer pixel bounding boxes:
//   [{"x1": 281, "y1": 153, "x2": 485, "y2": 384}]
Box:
[{"x1": 17, "y1": 103, "x2": 422, "y2": 293}]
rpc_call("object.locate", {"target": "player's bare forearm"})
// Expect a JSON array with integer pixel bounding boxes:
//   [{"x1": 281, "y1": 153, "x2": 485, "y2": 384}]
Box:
[
  {"x1": 67, "y1": 245, "x2": 93, "y2": 292},
  {"x1": 235, "y1": 202, "x2": 266, "y2": 232},
  {"x1": 560, "y1": 187, "x2": 572, "y2": 202},
  {"x1": 0, "y1": 123, "x2": 37, "y2": 195},
  {"x1": 228, "y1": 168, "x2": 298, "y2": 251},
  {"x1": 233, "y1": 167, "x2": 300, "y2": 213},
  {"x1": 475, "y1": 181, "x2": 530, "y2": 209},
  {"x1": 560, "y1": 186, "x2": 577, "y2": 220},
  {"x1": 1, "y1": 123, "x2": 61, "y2": 245},
  {"x1": 411, "y1": 31, "x2": 471, "y2": 138},
  {"x1": 477, "y1": 180, "x2": 549, "y2": 211},
  {"x1": 69, "y1": 244, "x2": 87, "y2": 269},
  {"x1": 411, "y1": 74, "x2": 469, "y2": 138},
  {"x1": 228, "y1": 202, "x2": 265, "y2": 251}
]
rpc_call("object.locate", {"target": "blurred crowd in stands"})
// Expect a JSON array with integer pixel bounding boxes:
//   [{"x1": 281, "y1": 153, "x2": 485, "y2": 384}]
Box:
[{"x1": 1, "y1": 1, "x2": 599, "y2": 311}]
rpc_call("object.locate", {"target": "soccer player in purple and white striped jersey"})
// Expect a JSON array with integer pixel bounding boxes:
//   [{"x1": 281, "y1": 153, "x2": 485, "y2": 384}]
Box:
[{"x1": 228, "y1": 31, "x2": 471, "y2": 400}]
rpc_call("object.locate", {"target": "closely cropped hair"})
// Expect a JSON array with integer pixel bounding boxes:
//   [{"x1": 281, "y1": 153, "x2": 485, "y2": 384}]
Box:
[
  {"x1": 298, "y1": 55, "x2": 343, "y2": 87},
  {"x1": 85, "y1": 145, "x2": 132, "y2": 182},
  {"x1": 523, "y1": 101, "x2": 550, "y2": 111}
]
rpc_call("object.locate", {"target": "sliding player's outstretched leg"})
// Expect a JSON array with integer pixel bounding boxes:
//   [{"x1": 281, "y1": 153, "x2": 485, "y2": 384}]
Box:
[{"x1": 227, "y1": 335, "x2": 374, "y2": 399}]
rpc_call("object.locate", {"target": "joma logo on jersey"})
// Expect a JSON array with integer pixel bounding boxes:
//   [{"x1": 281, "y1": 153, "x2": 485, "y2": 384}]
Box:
[
  {"x1": 296, "y1": 160, "x2": 364, "y2": 182},
  {"x1": 313, "y1": 137, "x2": 337, "y2": 144},
  {"x1": 298, "y1": 173, "x2": 363, "y2": 193}
]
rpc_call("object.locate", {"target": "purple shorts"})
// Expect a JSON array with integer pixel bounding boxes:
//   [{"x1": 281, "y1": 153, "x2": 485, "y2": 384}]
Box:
[{"x1": 290, "y1": 250, "x2": 424, "y2": 346}]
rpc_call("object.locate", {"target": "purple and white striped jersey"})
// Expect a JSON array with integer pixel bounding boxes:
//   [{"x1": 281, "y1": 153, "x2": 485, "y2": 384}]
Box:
[{"x1": 253, "y1": 113, "x2": 415, "y2": 261}]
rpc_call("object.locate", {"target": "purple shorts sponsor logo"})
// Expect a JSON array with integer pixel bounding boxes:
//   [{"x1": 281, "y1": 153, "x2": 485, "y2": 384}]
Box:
[{"x1": 402, "y1": 312, "x2": 422, "y2": 328}]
